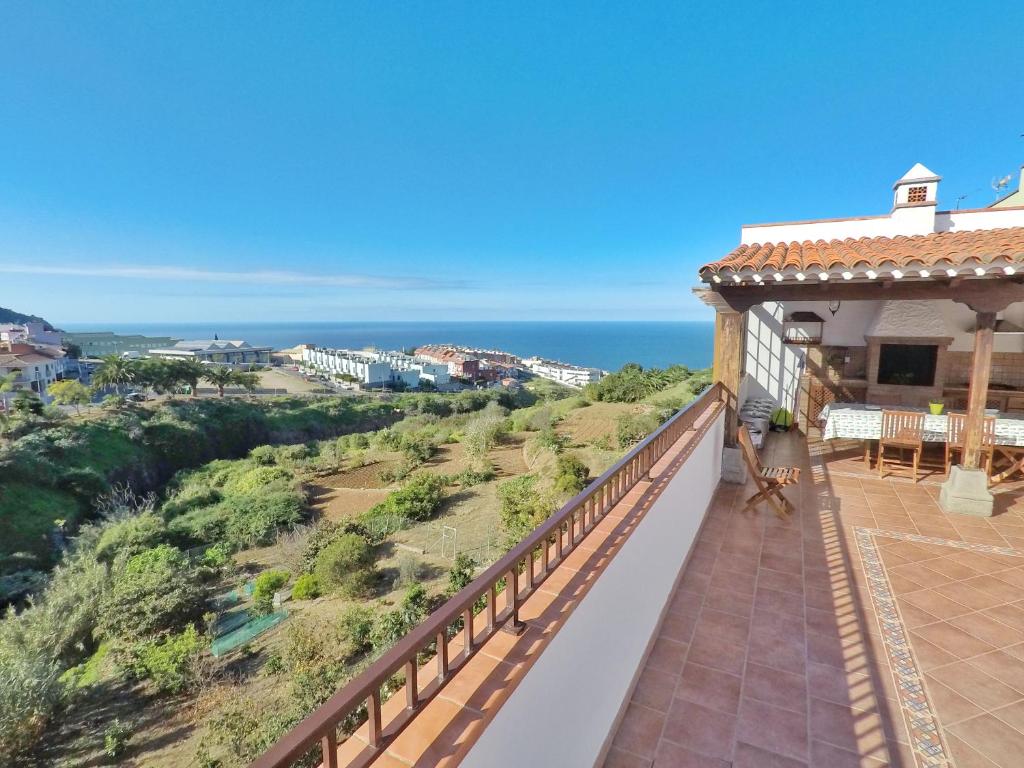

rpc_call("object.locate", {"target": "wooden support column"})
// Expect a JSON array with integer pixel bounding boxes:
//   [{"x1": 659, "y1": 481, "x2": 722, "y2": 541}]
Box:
[
  {"x1": 713, "y1": 309, "x2": 744, "y2": 447},
  {"x1": 962, "y1": 311, "x2": 996, "y2": 469}
]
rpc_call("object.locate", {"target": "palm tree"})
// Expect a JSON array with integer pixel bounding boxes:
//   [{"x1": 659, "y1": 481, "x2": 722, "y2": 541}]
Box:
[
  {"x1": 92, "y1": 356, "x2": 137, "y2": 395},
  {"x1": 203, "y1": 366, "x2": 238, "y2": 398},
  {"x1": 0, "y1": 369, "x2": 20, "y2": 411}
]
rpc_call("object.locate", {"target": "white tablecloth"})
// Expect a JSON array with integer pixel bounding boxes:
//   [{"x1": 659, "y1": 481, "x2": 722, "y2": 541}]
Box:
[{"x1": 819, "y1": 404, "x2": 1024, "y2": 448}]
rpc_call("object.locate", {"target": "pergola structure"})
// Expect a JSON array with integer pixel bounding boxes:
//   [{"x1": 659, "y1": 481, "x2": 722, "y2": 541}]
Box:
[{"x1": 697, "y1": 225, "x2": 1024, "y2": 515}]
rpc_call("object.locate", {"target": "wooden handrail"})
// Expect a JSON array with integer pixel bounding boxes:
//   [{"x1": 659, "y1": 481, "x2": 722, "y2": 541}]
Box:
[{"x1": 250, "y1": 382, "x2": 725, "y2": 768}]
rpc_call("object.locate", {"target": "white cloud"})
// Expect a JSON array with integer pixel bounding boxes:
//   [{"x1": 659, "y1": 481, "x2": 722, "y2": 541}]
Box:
[{"x1": 0, "y1": 263, "x2": 465, "y2": 290}]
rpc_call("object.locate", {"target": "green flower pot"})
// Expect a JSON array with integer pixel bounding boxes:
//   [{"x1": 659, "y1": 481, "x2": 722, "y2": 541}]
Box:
[{"x1": 929, "y1": 402, "x2": 944, "y2": 415}]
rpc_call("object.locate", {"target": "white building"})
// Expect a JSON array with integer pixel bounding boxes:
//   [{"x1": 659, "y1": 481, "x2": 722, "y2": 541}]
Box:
[
  {"x1": 0, "y1": 322, "x2": 63, "y2": 347},
  {"x1": 696, "y1": 162, "x2": 1024, "y2": 426},
  {"x1": 0, "y1": 343, "x2": 70, "y2": 407},
  {"x1": 522, "y1": 357, "x2": 603, "y2": 388},
  {"x1": 300, "y1": 347, "x2": 450, "y2": 388},
  {"x1": 148, "y1": 340, "x2": 272, "y2": 367}
]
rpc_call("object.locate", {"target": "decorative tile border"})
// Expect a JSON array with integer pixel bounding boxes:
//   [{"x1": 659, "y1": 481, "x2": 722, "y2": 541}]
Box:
[
  {"x1": 855, "y1": 526, "x2": 1024, "y2": 767},
  {"x1": 855, "y1": 527, "x2": 952, "y2": 767}
]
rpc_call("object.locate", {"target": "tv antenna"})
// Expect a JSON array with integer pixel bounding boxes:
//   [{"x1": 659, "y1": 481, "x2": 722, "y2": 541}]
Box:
[{"x1": 993, "y1": 174, "x2": 1012, "y2": 199}]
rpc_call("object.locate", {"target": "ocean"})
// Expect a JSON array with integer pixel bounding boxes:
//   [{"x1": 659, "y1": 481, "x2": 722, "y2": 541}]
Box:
[{"x1": 62, "y1": 321, "x2": 715, "y2": 372}]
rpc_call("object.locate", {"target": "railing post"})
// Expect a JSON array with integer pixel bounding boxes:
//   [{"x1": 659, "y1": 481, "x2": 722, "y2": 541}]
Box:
[
  {"x1": 437, "y1": 631, "x2": 449, "y2": 681},
  {"x1": 405, "y1": 660, "x2": 418, "y2": 709},
  {"x1": 463, "y1": 608, "x2": 474, "y2": 658},
  {"x1": 367, "y1": 690, "x2": 382, "y2": 748},
  {"x1": 321, "y1": 729, "x2": 339, "y2": 768},
  {"x1": 502, "y1": 565, "x2": 526, "y2": 635},
  {"x1": 487, "y1": 584, "x2": 497, "y2": 632}
]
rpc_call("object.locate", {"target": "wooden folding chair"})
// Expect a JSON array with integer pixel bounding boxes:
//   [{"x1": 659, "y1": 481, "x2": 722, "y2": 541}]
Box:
[
  {"x1": 945, "y1": 412, "x2": 996, "y2": 476},
  {"x1": 738, "y1": 425, "x2": 800, "y2": 519},
  {"x1": 878, "y1": 410, "x2": 925, "y2": 482}
]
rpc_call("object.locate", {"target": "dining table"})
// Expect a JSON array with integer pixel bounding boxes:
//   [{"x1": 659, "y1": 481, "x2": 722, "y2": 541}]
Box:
[{"x1": 819, "y1": 403, "x2": 1024, "y2": 483}]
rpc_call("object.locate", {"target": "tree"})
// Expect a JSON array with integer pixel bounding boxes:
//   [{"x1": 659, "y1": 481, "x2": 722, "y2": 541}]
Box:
[
  {"x1": 234, "y1": 371, "x2": 259, "y2": 395},
  {"x1": 98, "y1": 544, "x2": 205, "y2": 642},
  {"x1": 203, "y1": 366, "x2": 238, "y2": 398},
  {"x1": 47, "y1": 380, "x2": 91, "y2": 413},
  {"x1": 135, "y1": 358, "x2": 183, "y2": 396},
  {"x1": 313, "y1": 534, "x2": 376, "y2": 597},
  {"x1": 497, "y1": 474, "x2": 552, "y2": 544},
  {"x1": 92, "y1": 355, "x2": 137, "y2": 395},
  {"x1": 554, "y1": 453, "x2": 589, "y2": 496},
  {"x1": 173, "y1": 359, "x2": 208, "y2": 397}
]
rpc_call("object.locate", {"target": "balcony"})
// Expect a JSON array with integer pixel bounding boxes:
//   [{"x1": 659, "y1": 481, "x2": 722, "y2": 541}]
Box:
[{"x1": 254, "y1": 388, "x2": 1024, "y2": 768}]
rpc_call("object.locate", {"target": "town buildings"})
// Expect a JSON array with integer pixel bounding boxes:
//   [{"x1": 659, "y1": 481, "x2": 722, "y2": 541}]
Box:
[
  {"x1": 300, "y1": 347, "x2": 450, "y2": 389},
  {"x1": 0, "y1": 343, "x2": 72, "y2": 408},
  {"x1": 521, "y1": 355, "x2": 603, "y2": 387},
  {"x1": 148, "y1": 339, "x2": 272, "y2": 367},
  {"x1": 62, "y1": 330, "x2": 179, "y2": 358},
  {"x1": 0, "y1": 321, "x2": 63, "y2": 347}
]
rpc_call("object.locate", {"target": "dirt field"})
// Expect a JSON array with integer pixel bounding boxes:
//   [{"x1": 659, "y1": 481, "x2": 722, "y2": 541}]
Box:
[{"x1": 557, "y1": 401, "x2": 645, "y2": 445}]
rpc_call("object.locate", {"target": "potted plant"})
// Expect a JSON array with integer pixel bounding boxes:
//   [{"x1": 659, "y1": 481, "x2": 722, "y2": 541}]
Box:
[{"x1": 929, "y1": 399, "x2": 944, "y2": 415}]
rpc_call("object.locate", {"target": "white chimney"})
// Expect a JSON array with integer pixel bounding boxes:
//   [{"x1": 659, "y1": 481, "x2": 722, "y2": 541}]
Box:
[{"x1": 891, "y1": 163, "x2": 940, "y2": 234}]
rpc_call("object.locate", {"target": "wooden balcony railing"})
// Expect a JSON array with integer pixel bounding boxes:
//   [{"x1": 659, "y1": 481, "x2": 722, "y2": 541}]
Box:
[{"x1": 251, "y1": 382, "x2": 725, "y2": 768}]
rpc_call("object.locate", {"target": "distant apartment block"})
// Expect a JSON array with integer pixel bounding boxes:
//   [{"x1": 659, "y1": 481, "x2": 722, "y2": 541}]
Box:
[
  {"x1": 148, "y1": 340, "x2": 272, "y2": 367},
  {"x1": 522, "y1": 356, "x2": 603, "y2": 388},
  {"x1": 63, "y1": 330, "x2": 179, "y2": 358},
  {"x1": 1, "y1": 321, "x2": 63, "y2": 347},
  {"x1": 0, "y1": 342, "x2": 72, "y2": 407},
  {"x1": 301, "y1": 347, "x2": 450, "y2": 388}
]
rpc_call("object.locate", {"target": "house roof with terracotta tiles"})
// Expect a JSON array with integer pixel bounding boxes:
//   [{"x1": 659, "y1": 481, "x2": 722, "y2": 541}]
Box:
[{"x1": 699, "y1": 226, "x2": 1024, "y2": 284}]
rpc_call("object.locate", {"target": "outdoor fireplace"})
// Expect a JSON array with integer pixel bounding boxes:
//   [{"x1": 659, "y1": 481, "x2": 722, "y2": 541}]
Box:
[{"x1": 876, "y1": 343, "x2": 939, "y2": 387}]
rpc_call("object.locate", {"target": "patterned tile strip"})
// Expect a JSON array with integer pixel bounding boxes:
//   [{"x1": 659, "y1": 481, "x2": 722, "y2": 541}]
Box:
[
  {"x1": 859, "y1": 527, "x2": 1024, "y2": 558},
  {"x1": 854, "y1": 527, "x2": 953, "y2": 768}
]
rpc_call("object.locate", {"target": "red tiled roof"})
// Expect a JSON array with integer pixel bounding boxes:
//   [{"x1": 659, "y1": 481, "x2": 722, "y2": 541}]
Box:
[{"x1": 699, "y1": 227, "x2": 1024, "y2": 280}]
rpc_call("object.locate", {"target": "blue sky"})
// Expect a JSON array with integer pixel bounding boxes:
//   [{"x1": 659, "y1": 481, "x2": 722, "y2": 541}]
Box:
[{"x1": 1, "y1": 2, "x2": 1022, "y2": 325}]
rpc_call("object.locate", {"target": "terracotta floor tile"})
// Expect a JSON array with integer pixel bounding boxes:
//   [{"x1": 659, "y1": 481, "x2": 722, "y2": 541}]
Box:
[
  {"x1": 675, "y1": 662, "x2": 741, "y2": 715},
  {"x1": 911, "y1": 620, "x2": 996, "y2": 660},
  {"x1": 951, "y1": 610, "x2": 1024, "y2": 649},
  {"x1": 659, "y1": 609, "x2": 699, "y2": 644},
  {"x1": 612, "y1": 702, "x2": 668, "y2": 759},
  {"x1": 701, "y1": 585, "x2": 755, "y2": 618},
  {"x1": 662, "y1": 699, "x2": 737, "y2": 760},
  {"x1": 645, "y1": 636, "x2": 688, "y2": 675},
  {"x1": 732, "y1": 741, "x2": 808, "y2": 768},
  {"x1": 933, "y1": 580, "x2": 1009, "y2": 611},
  {"x1": 943, "y1": 732, "x2": 1001, "y2": 768},
  {"x1": 744, "y1": 662, "x2": 807, "y2": 713},
  {"x1": 603, "y1": 746, "x2": 654, "y2": 768},
  {"x1": 651, "y1": 740, "x2": 728, "y2": 767},
  {"x1": 385, "y1": 697, "x2": 483, "y2": 767},
  {"x1": 899, "y1": 588, "x2": 973, "y2": 618},
  {"x1": 991, "y1": 699, "x2": 1024, "y2": 732},
  {"x1": 695, "y1": 607, "x2": 750, "y2": 647},
  {"x1": 808, "y1": 739, "x2": 889, "y2": 767},
  {"x1": 949, "y1": 712, "x2": 1024, "y2": 767},
  {"x1": 808, "y1": 697, "x2": 888, "y2": 762},
  {"x1": 437, "y1": 650, "x2": 519, "y2": 714},
  {"x1": 895, "y1": 598, "x2": 942, "y2": 629},
  {"x1": 686, "y1": 631, "x2": 746, "y2": 676},
  {"x1": 963, "y1": 574, "x2": 1024, "y2": 604},
  {"x1": 806, "y1": 662, "x2": 878, "y2": 712},
  {"x1": 631, "y1": 664, "x2": 678, "y2": 714},
  {"x1": 966, "y1": 649, "x2": 1024, "y2": 693},
  {"x1": 736, "y1": 696, "x2": 809, "y2": 761},
  {"x1": 922, "y1": 675, "x2": 984, "y2": 725},
  {"x1": 755, "y1": 585, "x2": 806, "y2": 618},
  {"x1": 927, "y1": 660, "x2": 1024, "y2": 710},
  {"x1": 983, "y1": 603, "x2": 1024, "y2": 633}
]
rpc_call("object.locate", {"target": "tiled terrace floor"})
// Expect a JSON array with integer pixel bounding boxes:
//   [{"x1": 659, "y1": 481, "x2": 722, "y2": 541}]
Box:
[{"x1": 604, "y1": 430, "x2": 1024, "y2": 768}]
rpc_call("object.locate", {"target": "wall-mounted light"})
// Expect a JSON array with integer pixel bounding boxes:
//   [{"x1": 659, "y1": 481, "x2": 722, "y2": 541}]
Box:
[{"x1": 828, "y1": 300, "x2": 841, "y2": 317}]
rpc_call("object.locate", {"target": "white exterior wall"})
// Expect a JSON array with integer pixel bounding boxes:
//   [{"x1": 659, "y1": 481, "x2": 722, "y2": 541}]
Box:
[
  {"x1": 461, "y1": 410, "x2": 724, "y2": 768},
  {"x1": 743, "y1": 302, "x2": 804, "y2": 410}
]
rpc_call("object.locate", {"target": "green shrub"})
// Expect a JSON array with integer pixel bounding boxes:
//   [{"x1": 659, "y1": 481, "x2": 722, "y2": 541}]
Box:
[
  {"x1": 290, "y1": 574, "x2": 320, "y2": 600},
  {"x1": 249, "y1": 445, "x2": 277, "y2": 466},
  {"x1": 129, "y1": 624, "x2": 202, "y2": 693},
  {"x1": 396, "y1": 554, "x2": 424, "y2": 587},
  {"x1": 222, "y1": 490, "x2": 305, "y2": 548},
  {"x1": 104, "y1": 718, "x2": 131, "y2": 759},
  {"x1": 201, "y1": 541, "x2": 233, "y2": 568},
  {"x1": 447, "y1": 553, "x2": 477, "y2": 596},
  {"x1": 452, "y1": 467, "x2": 496, "y2": 487},
  {"x1": 615, "y1": 413, "x2": 659, "y2": 449},
  {"x1": 222, "y1": 465, "x2": 292, "y2": 495},
  {"x1": 553, "y1": 453, "x2": 589, "y2": 496},
  {"x1": 497, "y1": 475, "x2": 553, "y2": 545},
  {"x1": 364, "y1": 473, "x2": 446, "y2": 523},
  {"x1": 94, "y1": 512, "x2": 168, "y2": 563},
  {"x1": 98, "y1": 545, "x2": 205, "y2": 641},
  {"x1": 0, "y1": 641, "x2": 63, "y2": 763},
  {"x1": 537, "y1": 427, "x2": 569, "y2": 453},
  {"x1": 370, "y1": 584, "x2": 428, "y2": 652},
  {"x1": 314, "y1": 534, "x2": 375, "y2": 597},
  {"x1": 338, "y1": 605, "x2": 374, "y2": 658},
  {"x1": 252, "y1": 570, "x2": 290, "y2": 615}
]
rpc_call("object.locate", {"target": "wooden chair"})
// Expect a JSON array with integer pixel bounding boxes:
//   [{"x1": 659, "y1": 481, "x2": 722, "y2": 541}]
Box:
[
  {"x1": 877, "y1": 410, "x2": 926, "y2": 482},
  {"x1": 737, "y1": 425, "x2": 800, "y2": 519},
  {"x1": 945, "y1": 412, "x2": 996, "y2": 475}
]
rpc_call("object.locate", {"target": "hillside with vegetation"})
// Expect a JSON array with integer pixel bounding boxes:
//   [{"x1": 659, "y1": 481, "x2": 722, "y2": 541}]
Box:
[
  {"x1": 0, "y1": 305, "x2": 55, "y2": 329},
  {"x1": 0, "y1": 361, "x2": 709, "y2": 767}
]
